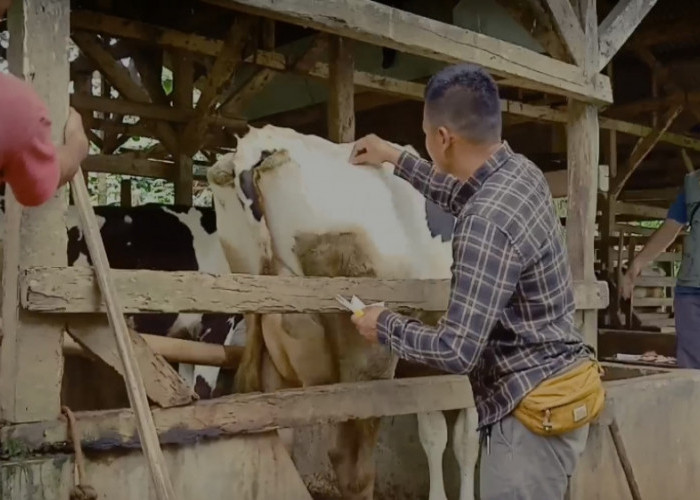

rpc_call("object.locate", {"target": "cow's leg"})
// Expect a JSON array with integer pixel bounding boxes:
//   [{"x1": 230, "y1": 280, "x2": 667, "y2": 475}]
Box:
[
  {"x1": 329, "y1": 417, "x2": 381, "y2": 500},
  {"x1": 453, "y1": 407, "x2": 479, "y2": 500},
  {"x1": 417, "y1": 411, "x2": 448, "y2": 500},
  {"x1": 260, "y1": 349, "x2": 296, "y2": 455}
]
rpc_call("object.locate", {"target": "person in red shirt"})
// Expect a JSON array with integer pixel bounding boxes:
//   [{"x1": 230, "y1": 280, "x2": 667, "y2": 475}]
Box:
[{"x1": 1, "y1": 0, "x2": 89, "y2": 207}]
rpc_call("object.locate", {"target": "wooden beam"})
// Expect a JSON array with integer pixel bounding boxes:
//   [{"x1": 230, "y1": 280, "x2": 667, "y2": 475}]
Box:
[
  {"x1": 615, "y1": 202, "x2": 668, "y2": 220},
  {"x1": 65, "y1": 316, "x2": 197, "y2": 407},
  {"x1": 0, "y1": 375, "x2": 474, "y2": 453},
  {"x1": 566, "y1": 0, "x2": 598, "y2": 351},
  {"x1": 598, "y1": 0, "x2": 660, "y2": 72},
  {"x1": 619, "y1": 188, "x2": 679, "y2": 202},
  {"x1": 327, "y1": 36, "x2": 355, "y2": 143},
  {"x1": 219, "y1": 34, "x2": 329, "y2": 118},
  {"x1": 204, "y1": 0, "x2": 612, "y2": 103},
  {"x1": 181, "y1": 16, "x2": 254, "y2": 156},
  {"x1": 67, "y1": 11, "x2": 700, "y2": 151},
  {"x1": 611, "y1": 104, "x2": 684, "y2": 197},
  {"x1": 72, "y1": 32, "x2": 180, "y2": 155},
  {"x1": 493, "y1": 0, "x2": 569, "y2": 61},
  {"x1": 543, "y1": 0, "x2": 586, "y2": 66},
  {"x1": 82, "y1": 154, "x2": 174, "y2": 179},
  {"x1": 173, "y1": 50, "x2": 195, "y2": 206},
  {"x1": 20, "y1": 267, "x2": 609, "y2": 313},
  {"x1": 0, "y1": 0, "x2": 70, "y2": 423}
]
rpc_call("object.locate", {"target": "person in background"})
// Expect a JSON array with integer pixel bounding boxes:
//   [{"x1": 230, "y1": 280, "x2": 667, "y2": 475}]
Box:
[
  {"x1": 348, "y1": 62, "x2": 603, "y2": 500},
  {"x1": 1, "y1": 0, "x2": 88, "y2": 207},
  {"x1": 621, "y1": 177, "x2": 700, "y2": 368}
]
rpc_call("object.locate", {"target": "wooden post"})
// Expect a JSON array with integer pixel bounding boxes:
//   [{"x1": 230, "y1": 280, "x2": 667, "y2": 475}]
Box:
[
  {"x1": 121, "y1": 179, "x2": 133, "y2": 207},
  {"x1": 0, "y1": 0, "x2": 70, "y2": 422},
  {"x1": 566, "y1": 0, "x2": 599, "y2": 352},
  {"x1": 173, "y1": 51, "x2": 194, "y2": 206},
  {"x1": 327, "y1": 36, "x2": 355, "y2": 143}
]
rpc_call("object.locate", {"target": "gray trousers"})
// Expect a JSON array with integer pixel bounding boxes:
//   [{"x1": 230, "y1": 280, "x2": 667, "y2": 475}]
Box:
[
  {"x1": 477, "y1": 414, "x2": 589, "y2": 500},
  {"x1": 674, "y1": 294, "x2": 700, "y2": 369}
]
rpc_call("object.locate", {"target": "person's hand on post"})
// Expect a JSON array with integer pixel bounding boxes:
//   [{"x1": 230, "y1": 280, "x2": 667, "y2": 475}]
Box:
[
  {"x1": 349, "y1": 134, "x2": 402, "y2": 167},
  {"x1": 57, "y1": 107, "x2": 89, "y2": 186},
  {"x1": 350, "y1": 306, "x2": 387, "y2": 344}
]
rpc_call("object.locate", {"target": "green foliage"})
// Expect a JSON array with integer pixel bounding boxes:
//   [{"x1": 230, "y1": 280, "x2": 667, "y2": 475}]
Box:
[
  {"x1": 86, "y1": 173, "x2": 212, "y2": 207},
  {"x1": 162, "y1": 77, "x2": 173, "y2": 95}
]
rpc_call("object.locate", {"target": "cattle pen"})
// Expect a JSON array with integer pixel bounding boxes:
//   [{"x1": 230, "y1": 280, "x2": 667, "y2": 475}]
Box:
[{"x1": 2, "y1": 0, "x2": 700, "y2": 499}]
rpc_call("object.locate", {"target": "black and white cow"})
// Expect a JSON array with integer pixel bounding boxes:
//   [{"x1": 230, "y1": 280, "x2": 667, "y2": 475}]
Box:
[{"x1": 0, "y1": 189, "x2": 245, "y2": 399}]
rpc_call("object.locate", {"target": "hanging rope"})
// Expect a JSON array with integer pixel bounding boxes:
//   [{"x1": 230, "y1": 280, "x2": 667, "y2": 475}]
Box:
[{"x1": 61, "y1": 406, "x2": 98, "y2": 500}]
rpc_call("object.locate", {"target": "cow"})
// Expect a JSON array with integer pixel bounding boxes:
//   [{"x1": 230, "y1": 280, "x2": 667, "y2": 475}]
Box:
[
  {"x1": 0, "y1": 190, "x2": 245, "y2": 399},
  {"x1": 206, "y1": 124, "x2": 478, "y2": 499}
]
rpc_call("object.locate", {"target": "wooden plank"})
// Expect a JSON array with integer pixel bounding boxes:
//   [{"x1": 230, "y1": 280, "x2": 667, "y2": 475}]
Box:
[
  {"x1": 634, "y1": 276, "x2": 676, "y2": 287},
  {"x1": 65, "y1": 316, "x2": 197, "y2": 407},
  {"x1": 0, "y1": 0, "x2": 69, "y2": 423},
  {"x1": 611, "y1": 104, "x2": 684, "y2": 197},
  {"x1": 327, "y1": 36, "x2": 355, "y2": 143},
  {"x1": 72, "y1": 32, "x2": 180, "y2": 155},
  {"x1": 20, "y1": 267, "x2": 609, "y2": 313},
  {"x1": 83, "y1": 154, "x2": 173, "y2": 179},
  {"x1": 203, "y1": 0, "x2": 612, "y2": 103},
  {"x1": 598, "y1": 0, "x2": 660, "y2": 72},
  {"x1": 615, "y1": 202, "x2": 668, "y2": 220},
  {"x1": 181, "y1": 16, "x2": 254, "y2": 156},
  {"x1": 172, "y1": 52, "x2": 195, "y2": 208},
  {"x1": 633, "y1": 297, "x2": 674, "y2": 307},
  {"x1": 543, "y1": 0, "x2": 586, "y2": 66},
  {"x1": 619, "y1": 188, "x2": 679, "y2": 202},
  {"x1": 0, "y1": 375, "x2": 474, "y2": 453}
]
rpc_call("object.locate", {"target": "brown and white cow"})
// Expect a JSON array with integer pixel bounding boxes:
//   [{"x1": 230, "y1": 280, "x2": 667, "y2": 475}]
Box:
[{"x1": 207, "y1": 124, "x2": 472, "y2": 499}]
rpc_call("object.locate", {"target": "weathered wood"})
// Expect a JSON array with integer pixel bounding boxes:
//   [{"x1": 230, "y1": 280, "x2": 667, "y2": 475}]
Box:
[
  {"x1": 63, "y1": 330, "x2": 243, "y2": 368},
  {"x1": 220, "y1": 35, "x2": 329, "y2": 118},
  {"x1": 204, "y1": 0, "x2": 611, "y2": 103},
  {"x1": 632, "y1": 297, "x2": 674, "y2": 307},
  {"x1": 0, "y1": 375, "x2": 474, "y2": 453},
  {"x1": 611, "y1": 104, "x2": 684, "y2": 197},
  {"x1": 72, "y1": 32, "x2": 180, "y2": 156},
  {"x1": 0, "y1": 0, "x2": 69, "y2": 423},
  {"x1": 566, "y1": 0, "x2": 598, "y2": 351},
  {"x1": 327, "y1": 36, "x2": 355, "y2": 143},
  {"x1": 65, "y1": 316, "x2": 197, "y2": 407},
  {"x1": 181, "y1": 16, "x2": 254, "y2": 156},
  {"x1": 69, "y1": 170, "x2": 177, "y2": 500},
  {"x1": 542, "y1": 0, "x2": 586, "y2": 66},
  {"x1": 598, "y1": 0, "x2": 660, "y2": 72},
  {"x1": 67, "y1": 11, "x2": 700, "y2": 151},
  {"x1": 633, "y1": 276, "x2": 676, "y2": 287},
  {"x1": 83, "y1": 154, "x2": 172, "y2": 179},
  {"x1": 615, "y1": 202, "x2": 667, "y2": 220},
  {"x1": 173, "y1": 155, "x2": 193, "y2": 206},
  {"x1": 619, "y1": 188, "x2": 679, "y2": 202},
  {"x1": 21, "y1": 267, "x2": 609, "y2": 313}
]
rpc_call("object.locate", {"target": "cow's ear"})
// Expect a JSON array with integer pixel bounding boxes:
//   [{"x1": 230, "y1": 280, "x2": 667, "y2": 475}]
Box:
[{"x1": 207, "y1": 161, "x2": 236, "y2": 187}]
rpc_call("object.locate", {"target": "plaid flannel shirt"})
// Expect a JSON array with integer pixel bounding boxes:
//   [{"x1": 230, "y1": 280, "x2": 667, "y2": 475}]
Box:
[{"x1": 377, "y1": 141, "x2": 593, "y2": 430}]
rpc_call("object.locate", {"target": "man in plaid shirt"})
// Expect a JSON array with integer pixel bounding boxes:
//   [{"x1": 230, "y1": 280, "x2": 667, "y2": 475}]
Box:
[{"x1": 350, "y1": 63, "x2": 594, "y2": 499}]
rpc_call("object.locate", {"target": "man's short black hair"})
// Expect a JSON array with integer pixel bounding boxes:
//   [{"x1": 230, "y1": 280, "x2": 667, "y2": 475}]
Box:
[{"x1": 424, "y1": 63, "x2": 502, "y2": 144}]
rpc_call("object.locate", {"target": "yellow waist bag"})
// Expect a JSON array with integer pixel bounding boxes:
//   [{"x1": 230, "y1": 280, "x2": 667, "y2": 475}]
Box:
[{"x1": 513, "y1": 359, "x2": 605, "y2": 436}]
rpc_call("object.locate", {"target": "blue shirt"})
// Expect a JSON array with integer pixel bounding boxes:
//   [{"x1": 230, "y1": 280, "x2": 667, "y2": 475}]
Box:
[{"x1": 666, "y1": 190, "x2": 700, "y2": 294}]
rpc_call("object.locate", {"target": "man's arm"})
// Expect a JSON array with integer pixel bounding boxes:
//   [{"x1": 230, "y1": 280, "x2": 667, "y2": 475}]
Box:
[
  {"x1": 376, "y1": 214, "x2": 522, "y2": 373},
  {"x1": 621, "y1": 191, "x2": 685, "y2": 298},
  {"x1": 393, "y1": 149, "x2": 472, "y2": 216},
  {"x1": 349, "y1": 134, "x2": 470, "y2": 216}
]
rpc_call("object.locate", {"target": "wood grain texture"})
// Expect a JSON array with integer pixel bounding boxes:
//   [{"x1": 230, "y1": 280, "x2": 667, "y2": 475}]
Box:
[
  {"x1": 598, "y1": 0, "x2": 660, "y2": 72},
  {"x1": 0, "y1": 0, "x2": 69, "y2": 423},
  {"x1": 65, "y1": 316, "x2": 197, "y2": 408},
  {"x1": 204, "y1": 0, "x2": 611, "y2": 103},
  {"x1": 0, "y1": 375, "x2": 473, "y2": 453},
  {"x1": 21, "y1": 267, "x2": 609, "y2": 313}
]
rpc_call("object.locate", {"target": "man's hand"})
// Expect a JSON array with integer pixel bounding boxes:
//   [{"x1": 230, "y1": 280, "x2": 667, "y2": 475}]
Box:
[
  {"x1": 349, "y1": 134, "x2": 402, "y2": 167},
  {"x1": 621, "y1": 263, "x2": 640, "y2": 300},
  {"x1": 57, "y1": 107, "x2": 89, "y2": 186},
  {"x1": 350, "y1": 306, "x2": 387, "y2": 344}
]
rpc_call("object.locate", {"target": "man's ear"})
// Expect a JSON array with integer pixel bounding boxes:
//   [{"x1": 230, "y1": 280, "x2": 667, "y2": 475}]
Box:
[{"x1": 437, "y1": 126, "x2": 452, "y2": 151}]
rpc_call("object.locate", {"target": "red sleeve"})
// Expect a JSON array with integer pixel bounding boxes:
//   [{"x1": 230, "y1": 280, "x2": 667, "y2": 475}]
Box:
[{"x1": 0, "y1": 74, "x2": 60, "y2": 207}]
